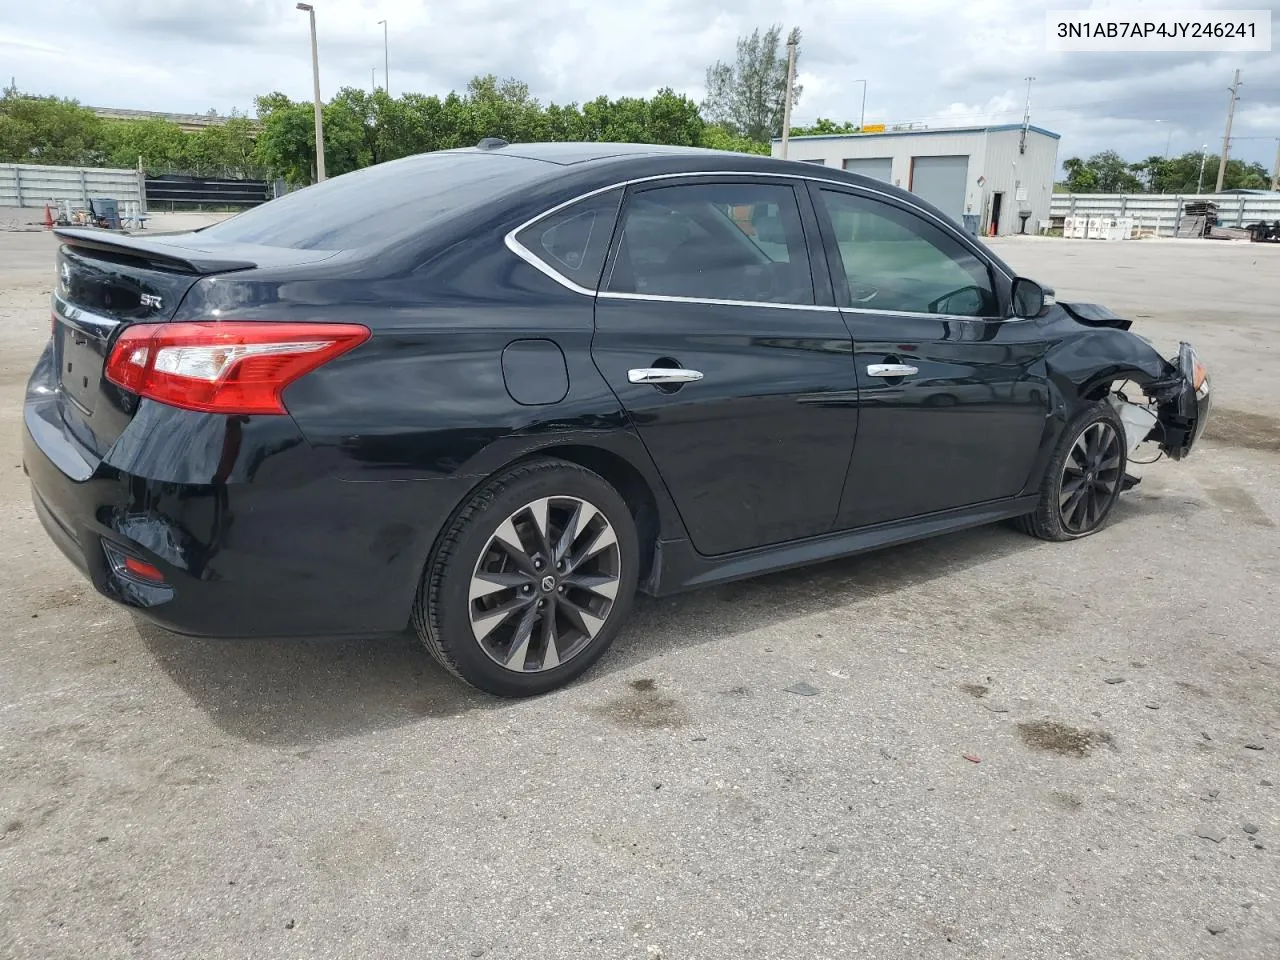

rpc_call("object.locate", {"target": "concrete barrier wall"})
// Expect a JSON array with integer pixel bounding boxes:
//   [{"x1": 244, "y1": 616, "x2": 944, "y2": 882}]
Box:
[
  {"x1": 1050, "y1": 193, "x2": 1280, "y2": 236},
  {"x1": 0, "y1": 164, "x2": 144, "y2": 209}
]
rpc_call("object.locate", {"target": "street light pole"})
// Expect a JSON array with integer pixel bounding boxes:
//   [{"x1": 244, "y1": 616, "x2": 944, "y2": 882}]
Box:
[
  {"x1": 854, "y1": 79, "x2": 867, "y2": 130},
  {"x1": 297, "y1": 3, "x2": 326, "y2": 182},
  {"x1": 1152, "y1": 120, "x2": 1174, "y2": 193},
  {"x1": 378, "y1": 19, "x2": 389, "y2": 95},
  {"x1": 780, "y1": 37, "x2": 797, "y2": 159}
]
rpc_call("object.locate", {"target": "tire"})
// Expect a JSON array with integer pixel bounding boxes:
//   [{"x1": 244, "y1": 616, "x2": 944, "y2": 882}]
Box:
[
  {"x1": 413, "y1": 458, "x2": 639, "y2": 697},
  {"x1": 1018, "y1": 399, "x2": 1128, "y2": 542}
]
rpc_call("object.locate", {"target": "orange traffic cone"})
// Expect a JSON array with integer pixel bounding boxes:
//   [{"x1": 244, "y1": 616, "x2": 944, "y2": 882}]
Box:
[{"x1": 42, "y1": 204, "x2": 54, "y2": 229}]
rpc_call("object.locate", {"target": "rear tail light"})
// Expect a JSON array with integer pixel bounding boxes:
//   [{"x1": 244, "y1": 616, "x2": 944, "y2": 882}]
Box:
[{"x1": 105, "y1": 321, "x2": 370, "y2": 415}]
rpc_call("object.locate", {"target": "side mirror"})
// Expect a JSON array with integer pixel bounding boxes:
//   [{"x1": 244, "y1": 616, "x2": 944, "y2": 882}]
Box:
[{"x1": 1011, "y1": 277, "x2": 1047, "y2": 319}]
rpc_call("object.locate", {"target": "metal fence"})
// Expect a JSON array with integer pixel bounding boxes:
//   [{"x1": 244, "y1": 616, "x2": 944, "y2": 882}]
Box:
[
  {"x1": 0, "y1": 163, "x2": 144, "y2": 209},
  {"x1": 144, "y1": 174, "x2": 271, "y2": 210},
  {"x1": 1050, "y1": 193, "x2": 1280, "y2": 236}
]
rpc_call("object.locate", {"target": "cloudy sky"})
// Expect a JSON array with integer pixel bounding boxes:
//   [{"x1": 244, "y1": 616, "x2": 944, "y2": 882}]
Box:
[{"x1": 2, "y1": 0, "x2": 1278, "y2": 169}]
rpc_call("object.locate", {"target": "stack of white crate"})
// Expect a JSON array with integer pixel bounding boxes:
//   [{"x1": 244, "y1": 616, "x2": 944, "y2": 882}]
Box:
[{"x1": 1062, "y1": 215, "x2": 1133, "y2": 240}]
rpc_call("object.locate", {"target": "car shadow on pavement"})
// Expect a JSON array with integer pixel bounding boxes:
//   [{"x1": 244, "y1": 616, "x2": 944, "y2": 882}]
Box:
[
  {"x1": 600, "y1": 522, "x2": 1049, "y2": 675},
  {"x1": 136, "y1": 622, "x2": 499, "y2": 747},
  {"x1": 136, "y1": 521, "x2": 1044, "y2": 747}
]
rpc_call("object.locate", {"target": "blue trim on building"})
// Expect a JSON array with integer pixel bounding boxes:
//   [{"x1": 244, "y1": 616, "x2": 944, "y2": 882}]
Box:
[{"x1": 772, "y1": 124, "x2": 1061, "y2": 143}]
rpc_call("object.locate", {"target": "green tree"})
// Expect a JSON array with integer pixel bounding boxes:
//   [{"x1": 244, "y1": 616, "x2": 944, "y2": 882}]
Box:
[
  {"x1": 790, "y1": 118, "x2": 859, "y2": 137},
  {"x1": 1062, "y1": 149, "x2": 1272, "y2": 194},
  {"x1": 99, "y1": 117, "x2": 188, "y2": 170},
  {"x1": 253, "y1": 92, "x2": 317, "y2": 185},
  {"x1": 1090, "y1": 150, "x2": 1144, "y2": 192},
  {"x1": 1061, "y1": 156, "x2": 1098, "y2": 192},
  {"x1": 0, "y1": 85, "x2": 105, "y2": 165},
  {"x1": 1128, "y1": 155, "x2": 1167, "y2": 193},
  {"x1": 699, "y1": 124, "x2": 770, "y2": 155},
  {"x1": 702, "y1": 24, "x2": 803, "y2": 143},
  {"x1": 189, "y1": 114, "x2": 261, "y2": 177},
  {"x1": 320, "y1": 92, "x2": 370, "y2": 177},
  {"x1": 461, "y1": 75, "x2": 546, "y2": 143},
  {"x1": 641, "y1": 88, "x2": 704, "y2": 146},
  {"x1": 1060, "y1": 151, "x2": 1142, "y2": 193}
]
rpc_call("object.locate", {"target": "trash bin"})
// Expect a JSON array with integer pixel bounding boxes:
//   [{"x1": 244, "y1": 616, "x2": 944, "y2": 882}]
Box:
[
  {"x1": 961, "y1": 213, "x2": 979, "y2": 236},
  {"x1": 90, "y1": 198, "x2": 121, "y2": 230}
]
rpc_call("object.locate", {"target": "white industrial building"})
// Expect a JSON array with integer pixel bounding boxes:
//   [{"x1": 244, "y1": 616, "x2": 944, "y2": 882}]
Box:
[{"x1": 772, "y1": 124, "x2": 1061, "y2": 237}]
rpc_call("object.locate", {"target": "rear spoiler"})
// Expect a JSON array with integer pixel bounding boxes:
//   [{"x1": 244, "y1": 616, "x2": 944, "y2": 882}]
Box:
[{"x1": 53, "y1": 227, "x2": 257, "y2": 275}]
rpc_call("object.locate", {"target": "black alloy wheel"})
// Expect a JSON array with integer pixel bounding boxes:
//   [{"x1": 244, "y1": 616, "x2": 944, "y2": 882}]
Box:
[
  {"x1": 1018, "y1": 399, "x2": 1129, "y2": 542},
  {"x1": 1058, "y1": 420, "x2": 1125, "y2": 534},
  {"x1": 468, "y1": 494, "x2": 622, "y2": 673},
  {"x1": 414, "y1": 458, "x2": 638, "y2": 696}
]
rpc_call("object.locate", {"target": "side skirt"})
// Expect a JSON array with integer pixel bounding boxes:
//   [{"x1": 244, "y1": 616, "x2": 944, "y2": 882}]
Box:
[{"x1": 643, "y1": 495, "x2": 1041, "y2": 596}]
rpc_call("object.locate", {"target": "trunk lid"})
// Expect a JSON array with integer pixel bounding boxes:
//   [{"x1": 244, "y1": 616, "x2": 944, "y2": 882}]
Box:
[
  {"x1": 47, "y1": 228, "x2": 328, "y2": 462},
  {"x1": 52, "y1": 242, "x2": 204, "y2": 460}
]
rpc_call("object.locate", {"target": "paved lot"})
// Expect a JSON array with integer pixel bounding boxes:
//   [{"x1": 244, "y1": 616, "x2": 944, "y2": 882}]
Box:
[{"x1": 2, "y1": 226, "x2": 1278, "y2": 959}]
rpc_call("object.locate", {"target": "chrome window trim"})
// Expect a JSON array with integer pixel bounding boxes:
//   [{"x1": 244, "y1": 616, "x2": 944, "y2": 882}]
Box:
[
  {"x1": 502, "y1": 169, "x2": 1017, "y2": 319},
  {"x1": 598, "y1": 290, "x2": 841, "y2": 313}
]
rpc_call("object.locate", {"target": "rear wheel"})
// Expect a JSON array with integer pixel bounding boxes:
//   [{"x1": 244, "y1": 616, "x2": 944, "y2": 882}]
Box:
[
  {"x1": 414, "y1": 458, "x2": 639, "y2": 696},
  {"x1": 1019, "y1": 400, "x2": 1127, "y2": 542}
]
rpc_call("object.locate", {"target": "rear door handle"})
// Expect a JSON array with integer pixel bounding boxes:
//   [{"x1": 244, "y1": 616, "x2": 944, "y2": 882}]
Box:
[
  {"x1": 866, "y1": 363, "x2": 919, "y2": 378},
  {"x1": 628, "y1": 368, "x2": 704, "y2": 384}
]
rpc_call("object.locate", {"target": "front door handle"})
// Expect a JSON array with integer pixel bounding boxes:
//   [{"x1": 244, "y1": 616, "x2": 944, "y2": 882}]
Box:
[
  {"x1": 628, "y1": 367, "x2": 704, "y2": 385},
  {"x1": 866, "y1": 363, "x2": 919, "y2": 378}
]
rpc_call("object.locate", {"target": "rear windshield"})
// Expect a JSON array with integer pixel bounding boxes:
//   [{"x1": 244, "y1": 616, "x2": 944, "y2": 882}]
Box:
[{"x1": 197, "y1": 152, "x2": 548, "y2": 251}]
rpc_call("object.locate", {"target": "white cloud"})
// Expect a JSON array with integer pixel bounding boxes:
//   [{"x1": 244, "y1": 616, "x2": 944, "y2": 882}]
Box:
[{"x1": 2, "y1": 0, "x2": 1278, "y2": 167}]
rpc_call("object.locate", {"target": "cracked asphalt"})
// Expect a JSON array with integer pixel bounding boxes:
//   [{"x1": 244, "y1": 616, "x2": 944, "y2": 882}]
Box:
[{"x1": 1, "y1": 220, "x2": 1278, "y2": 959}]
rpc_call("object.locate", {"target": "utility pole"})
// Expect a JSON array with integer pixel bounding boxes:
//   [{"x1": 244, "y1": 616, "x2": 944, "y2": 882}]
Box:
[
  {"x1": 297, "y1": 3, "x2": 326, "y2": 182},
  {"x1": 378, "y1": 19, "x2": 389, "y2": 95},
  {"x1": 1272, "y1": 138, "x2": 1280, "y2": 191},
  {"x1": 854, "y1": 79, "x2": 867, "y2": 130},
  {"x1": 780, "y1": 37, "x2": 798, "y2": 159},
  {"x1": 1197, "y1": 145, "x2": 1209, "y2": 193},
  {"x1": 1019, "y1": 77, "x2": 1034, "y2": 154},
  {"x1": 1215, "y1": 69, "x2": 1241, "y2": 193}
]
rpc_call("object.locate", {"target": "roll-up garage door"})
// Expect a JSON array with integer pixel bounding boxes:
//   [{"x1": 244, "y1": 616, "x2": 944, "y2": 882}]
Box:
[
  {"x1": 909, "y1": 155, "x2": 968, "y2": 224},
  {"x1": 842, "y1": 157, "x2": 893, "y2": 182}
]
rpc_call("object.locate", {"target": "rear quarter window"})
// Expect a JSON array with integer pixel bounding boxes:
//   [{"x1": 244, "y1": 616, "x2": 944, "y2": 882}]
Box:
[
  {"x1": 513, "y1": 188, "x2": 623, "y2": 291},
  {"x1": 197, "y1": 152, "x2": 549, "y2": 251}
]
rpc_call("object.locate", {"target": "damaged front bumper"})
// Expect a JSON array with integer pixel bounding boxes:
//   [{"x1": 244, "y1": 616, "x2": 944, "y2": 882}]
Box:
[
  {"x1": 1058, "y1": 301, "x2": 1212, "y2": 462},
  {"x1": 1149, "y1": 342, "x2": 1212, "y2": 460}
]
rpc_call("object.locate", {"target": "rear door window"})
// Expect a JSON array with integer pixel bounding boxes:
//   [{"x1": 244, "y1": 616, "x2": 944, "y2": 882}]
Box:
[{"x1": 606, "y1": 182, "x2": 815, "y2": 306}]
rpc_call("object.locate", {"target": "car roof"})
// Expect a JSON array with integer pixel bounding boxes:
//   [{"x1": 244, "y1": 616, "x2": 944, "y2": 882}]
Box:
[
  {"x1": 443, "y1": 140, "x2": 894, "y2": 194},
  {"x1": 454, "y1": 141, "x2": 728, "y2": 165}
]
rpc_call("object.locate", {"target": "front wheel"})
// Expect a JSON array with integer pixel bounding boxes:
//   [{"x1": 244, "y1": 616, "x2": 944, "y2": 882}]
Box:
[
  {"x1": 1019, "y1": 400, "x2": 1128, "y2": 541},
  {"x1": 413, "y1": 458, "x2": 639, "y2": 696}
]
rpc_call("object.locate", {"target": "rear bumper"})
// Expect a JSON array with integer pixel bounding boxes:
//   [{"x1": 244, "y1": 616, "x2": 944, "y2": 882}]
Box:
[{"x1": 23, "y1": 392, "x2": 473, "y2": 638}]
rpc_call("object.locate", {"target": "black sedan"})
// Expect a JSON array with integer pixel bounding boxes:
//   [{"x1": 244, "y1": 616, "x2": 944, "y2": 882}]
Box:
[{"x1": 23, "y1": 141, "x2": 1211, "y2": 696}]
